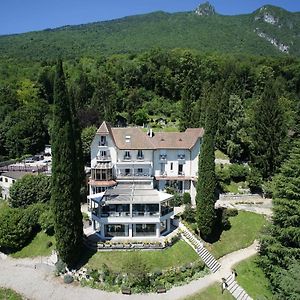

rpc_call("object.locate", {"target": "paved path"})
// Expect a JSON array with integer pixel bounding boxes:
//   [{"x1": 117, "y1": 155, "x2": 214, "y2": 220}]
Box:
[{"x1": 0, "y1": 242, "x2": 258, "y2": 300}]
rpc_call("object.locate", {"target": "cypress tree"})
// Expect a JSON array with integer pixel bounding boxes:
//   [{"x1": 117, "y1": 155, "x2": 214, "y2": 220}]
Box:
[
  {"x1": 251, "y1": 79, "x2": 287, "y2": 179},
  {"x1": 259, "y1": 140, "x2": 300, "y2": 298},
  {"x1": 196, "y1": 96, "x2": 217, "y2": 240},
  {"x1": 51, "y1": 60, "x2": 83, "y2": 267}
]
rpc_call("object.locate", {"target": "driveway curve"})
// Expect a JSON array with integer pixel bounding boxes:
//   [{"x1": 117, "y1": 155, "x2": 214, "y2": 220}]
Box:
[{"x1": 0, "y1": 241, "x2": 258, "y2": 300}]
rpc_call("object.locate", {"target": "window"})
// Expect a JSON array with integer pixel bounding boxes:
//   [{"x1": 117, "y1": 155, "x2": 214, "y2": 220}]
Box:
[
  {"x1": 178, "y1": 164, "x2": 183, "y2": 175},
  {"x1": 170, "y1": 162, "x2": 173, "y2": 171},
  {"x1": 0, "y1": 177, "x2": 2, "y2": 182},
  {"x1": 137, "y1": 150, "x2": 144, "y2": 159},
  {"x1": 12, "y1": 180, "x2": 15, "y2": 183},
  {"x1": 124, "y1": 151, "x2": 131, "y2": 159},
  {"x1": 5, "y1": 178, "x2": 8, "y2": 183},
  {"x1": 100, "y1": 136, "x2": 106, "y2": 146},
  {"x1": 137, "y1": 168, "x2": 143, "y2": 174}
]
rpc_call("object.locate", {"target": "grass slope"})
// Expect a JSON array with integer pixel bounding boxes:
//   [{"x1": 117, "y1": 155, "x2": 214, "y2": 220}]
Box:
[
  {"x1": 207, "y1": 211, "x2": 267, "y2": 259},
  {"x1": 184, "y1": 283, "x2": 234, "y2": 300},
  {"x1": 11, "y1": 231, "x2": 55, "y2": 258},
  {"x1": 86, "y1": 240, "x2": 200, "y2": 272},
  {"x1": 0, "y1": 6, "x2": 299, "y2": 60},
  {"x1": 234, "y1": 255, "x2": 273, "y2": 299},
  {"x1": 0, "y1": 288, "x2": 23, "y2": 300}
]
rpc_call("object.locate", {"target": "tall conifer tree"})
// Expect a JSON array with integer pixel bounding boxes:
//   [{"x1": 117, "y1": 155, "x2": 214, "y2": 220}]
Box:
[
  {"x1": 259, "y1": 140, "x2": 300, "y2": 298},
  {"x1": 196, "y1": 95, "x2": 217, "y2": 240},
  {"x1": 51, "y1": 60, "x2": 83, "y2": 267},
  {"x1": 251, "y1": 79, "x2": 286, "y2": 179}
]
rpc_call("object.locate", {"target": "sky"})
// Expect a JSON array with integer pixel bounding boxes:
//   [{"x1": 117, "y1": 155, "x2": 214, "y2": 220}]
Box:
[{"x1": 1, "y1": 0, "x2": 300, "y2": 35}]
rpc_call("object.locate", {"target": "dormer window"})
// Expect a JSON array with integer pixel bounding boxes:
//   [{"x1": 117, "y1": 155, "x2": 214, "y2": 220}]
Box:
[
  {"x1": 137, "y1": 150, "x2": 144, "y2": 159},
  {"x1": 124, "y1": 151, "x2": 131, "y2": 160},
  {"x1": 100, "y1": 136, "x2": 107, "y2": 146}
]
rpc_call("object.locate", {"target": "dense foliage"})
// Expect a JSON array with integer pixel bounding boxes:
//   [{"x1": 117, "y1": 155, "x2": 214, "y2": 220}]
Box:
[
  {"x1": 51, "y1": 60, "x2": 83, "y2": 267},
  {"x1": 0, "y1": 5, "x2": 300, "y2": 60},
  {"x1": 259, "y1": 140, "x2": 300, "y2": 299},
  {"x1": 196, "y1": 96, "x2": 217, "y2": 241},
  {"x1": 9, "y1": 174, "x2": 51, "y2": 208},
  {"x1": 0, "y1": 203, "x2": 45, "y2": 251}
]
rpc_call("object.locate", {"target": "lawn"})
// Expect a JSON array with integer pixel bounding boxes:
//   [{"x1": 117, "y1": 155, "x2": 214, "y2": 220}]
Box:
[
  {"x1": 215, "y1": 150, "x2": 229, "y2": 160},
  {"x1": 86, "y1": 240, "x2": 200, "y2": 272},
  {"x1": 11, "y1": 231, "x2": 55, "y2": 258},
  {"x1": 0, "y1": 288, "x2": 23, "y2": 300},
  {"x1": 234, "y1": 255, "x2": 273, "y2": 299},
  {"x1": 207, "y1": 211, "x2": 267, "y2": 259},
  {"x1": 184, "y1": 283, "x2": 233, "y2": 300}
]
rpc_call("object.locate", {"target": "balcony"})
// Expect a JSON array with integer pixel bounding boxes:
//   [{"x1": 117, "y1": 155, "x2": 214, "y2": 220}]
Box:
[
  {"x1": 178, "y1": 171, "x2": 185, "y2": 176},
  {"x1": 98, "y1": 141, "x2": 108, "y2": 147},
  {"x1": 96, "y1": 155, "x2": 111, "y2": 162},
  {"x1": 177, "y1": 154, "x2": 185, "y2": 160},
  {"x1": 161, "y1": 207, "x2": 173, "y2": 216},
  {"x1": 136, "y1": 154, "x2": 144, "y2": 161}
]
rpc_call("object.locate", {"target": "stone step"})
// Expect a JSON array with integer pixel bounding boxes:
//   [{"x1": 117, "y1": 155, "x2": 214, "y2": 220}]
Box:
[{"x1": 233, "y1": 287, "x2": 244, "y2": 299}]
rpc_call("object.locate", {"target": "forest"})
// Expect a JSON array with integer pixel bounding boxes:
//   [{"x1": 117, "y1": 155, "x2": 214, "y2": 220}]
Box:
[{"x1": 0, "y1": 48, "x2": 300, "y2": 298}]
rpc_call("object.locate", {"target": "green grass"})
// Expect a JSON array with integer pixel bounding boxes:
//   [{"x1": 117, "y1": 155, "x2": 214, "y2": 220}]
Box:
[
  {"x1": 207, "y1": 211, "x2": 267, "y2": 259},
  {"x1": 215, "y1": 150, "x2": 229, "y2": 160},
  {"x1": 11, "y1": 231, "x2": 55, "y2": 258},
  {"x1": 86, "y1": 240, "x2": 200, "y2": 272},
  {"x1": 184, "y1": 283, "x2": 234, "y2": 300},
  {"x1": 141, "y1": 126, "x2": 179, "y2": 132},
  {"x1": 234, "y1": 256, "x2": 273, "y2": 300},
  {"x1": 0, "y1": 288, "x2": 23, "y2": 300}
]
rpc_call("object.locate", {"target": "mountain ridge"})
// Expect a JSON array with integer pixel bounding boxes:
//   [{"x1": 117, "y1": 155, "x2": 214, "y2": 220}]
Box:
[{"x1": 0, "y1": 3, "x2": 299, "y2": 60}]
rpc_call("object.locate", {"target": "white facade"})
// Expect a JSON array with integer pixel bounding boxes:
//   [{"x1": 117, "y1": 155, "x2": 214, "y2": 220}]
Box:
[
  {"x1": 89, "y1": 122, "x2": 203, "y2": 206},
  {"x1": 0, "y1": 174, "x2": 16, "y2": 199}
]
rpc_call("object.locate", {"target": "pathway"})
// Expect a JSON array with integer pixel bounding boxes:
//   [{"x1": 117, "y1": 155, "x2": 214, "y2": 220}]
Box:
[{"x1": 0, "y1": 241, "x2": 258, "y2": 300}]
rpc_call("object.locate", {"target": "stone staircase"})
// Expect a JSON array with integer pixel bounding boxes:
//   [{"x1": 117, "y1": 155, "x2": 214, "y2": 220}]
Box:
[
  {"x1": 179, "y1": 223, "x2": 221, "y2": 273},
  {"x1": 225, "y1": 273, "x2": 253, "y2": 300}
]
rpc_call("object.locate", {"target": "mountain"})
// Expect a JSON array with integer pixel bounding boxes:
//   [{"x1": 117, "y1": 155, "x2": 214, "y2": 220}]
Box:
[{"x1": 0, "y1": 2, "x2": 299, "y2": 60}]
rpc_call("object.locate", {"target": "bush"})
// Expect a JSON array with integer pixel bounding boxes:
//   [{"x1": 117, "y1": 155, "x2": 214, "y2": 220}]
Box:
[
  {"x1": 64, "y1": 274, "x2": 74, "y2": 284},
  {"x1": 247, "y1": 167, "x2": 263, "y2": 194},
  {"x1": 9, "y1": 174, "x2": 51, "y2": 208},
  {"x1": 216, "y1": 165, "x2": 231, "y2": 184},
  {"x1": 0, "y1": 203, "x2": 42, "y2": 251},
  {"x1": 55, "y1": 259, "x2": 67, "y2": 274},
  {"x1": 182, "y1": 192, "x2": 191, "y2": 205},
  {"x1": 182, "y1": 204, "x2": 196, "y2": 223},
  {"x1": 226, "y1": 208, "x2": 238, "y2": 217},
  {"x1": 229, "y1": 163, "x2": 249, "y2": 182},
  {"x1": 39, "y1": 209, "x2": 54, "y2": 235}
]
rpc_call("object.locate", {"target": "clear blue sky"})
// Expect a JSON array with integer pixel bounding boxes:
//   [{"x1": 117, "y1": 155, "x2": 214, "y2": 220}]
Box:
[{"x1": 1, "y1": 0, "x2": 299, "y2": 35}]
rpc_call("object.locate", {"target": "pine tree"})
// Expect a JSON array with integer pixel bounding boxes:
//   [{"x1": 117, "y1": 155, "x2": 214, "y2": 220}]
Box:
[
  {"x1": 251, "y1": 80, "x2": 287, "y2": 179},
  {"x1": 51, "y1": 60, "x2": 83, "y2": 267},
  {"x1": 196, "y1": 96, "x2": 217, "y2": 240},
  {"x1": 259, "y1": 140, "x2": 300, "y2": 298}
]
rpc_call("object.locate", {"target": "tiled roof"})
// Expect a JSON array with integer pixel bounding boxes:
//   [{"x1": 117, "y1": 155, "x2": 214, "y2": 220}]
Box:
[
  {"x1": 111, "y1": 127, "x2": 155, "y2": 150},
  {"x1": 1, "y1": 171, "x2": 36, "y2": 180},
  {"x1": 96, "y1": 121, "x2": 204, "y2": 150},
  {"x1": 151, "y1": 128, "x2": 204, "y2": 149}
]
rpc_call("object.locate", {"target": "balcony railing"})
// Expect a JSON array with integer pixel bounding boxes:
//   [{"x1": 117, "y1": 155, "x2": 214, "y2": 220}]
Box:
[
  {"x1": 137, "y1": 155, "x2": 144, "y2": 160},
  {"x1": 98, "y1": 141, "x2": 108, "y2": 147},
  {"x1": 100, "y1": 212, "x2": 130, "y2": 217},
  {"x1": 96, "y1": 155, "x2": 111, "y2": 161},
  {"x1": 161, "y1": 207, "x2": 173, "y2": 216},
  {"x1": 132, "y1": 211, "x2": 160, "y2": 217},
  {"x1": 123, "y1": 155, "x2": 131, "y2": 161},
  {"x1": 177, "y1": 154, "x2": 185, "y2": 160},
  {"x1": 178, "y1": 171, "x2": 185, "y2": 176}
]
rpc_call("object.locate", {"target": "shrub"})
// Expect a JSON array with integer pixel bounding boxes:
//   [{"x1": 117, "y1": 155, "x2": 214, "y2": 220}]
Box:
[
  {"x1": 216, "y1": 165, "x2": 231, "y2": 184},
  {"x1": 229, "y1": 163, "x2": 249, "y2": 182},
  {"x1": 55, "y1": 259, "x2": 67, "y2": 274},
  {"x1": 226, "y1": 208, "x2": 238, "y2": 217},
  {"x1": 39, "y1": 209, "x2": 54, "y2": 235},
  {"x1": 0, "y1": 204, "x2": 42, "y2": 251},
  {"x1": 182, "y1": 204, "x2": 196, "y2": 223},
  {"x1": 247, "y1": 167, "x2": 263, "y2": 194},
  {"x1": 64, "y1": 274, "x2": 74, "y2": 284},
  {"x1": 182, "y1": 192, "x2": 191, "y2": 205},
  {"x1": 9, "y1": 174, "x2": 51, "y2": 208}
]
